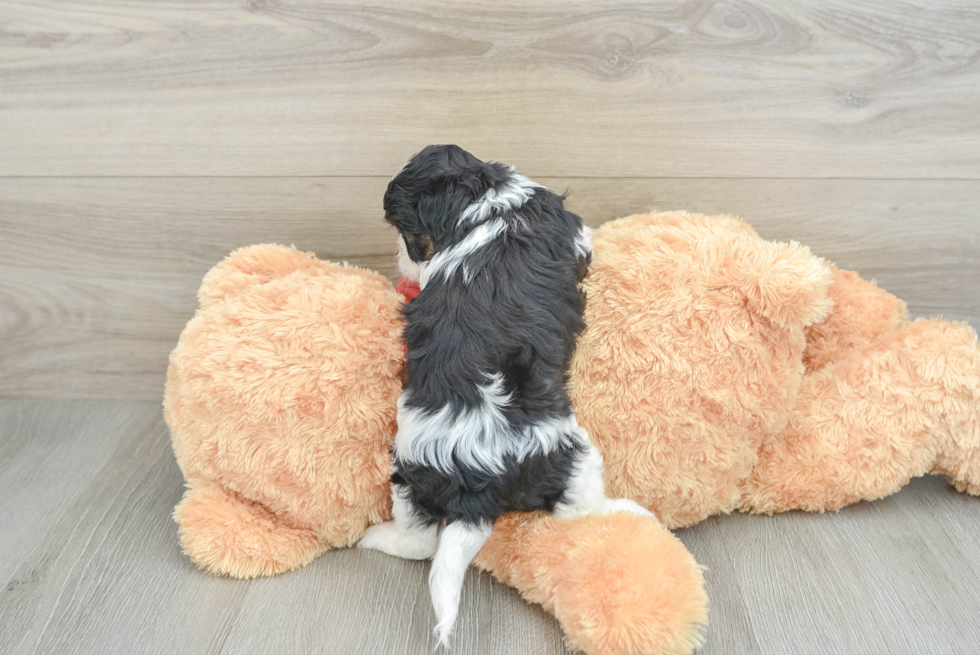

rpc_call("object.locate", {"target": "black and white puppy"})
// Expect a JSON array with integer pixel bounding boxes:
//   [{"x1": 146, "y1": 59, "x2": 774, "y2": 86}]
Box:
[{"x1": 359, "y1": 145, "x2": 651, "y2": 646}]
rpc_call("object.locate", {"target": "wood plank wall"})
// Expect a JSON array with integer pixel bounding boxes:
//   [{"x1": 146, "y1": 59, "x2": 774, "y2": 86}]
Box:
[{"x1": 1, "y1": 0, "x2": 978, "y2": 400}]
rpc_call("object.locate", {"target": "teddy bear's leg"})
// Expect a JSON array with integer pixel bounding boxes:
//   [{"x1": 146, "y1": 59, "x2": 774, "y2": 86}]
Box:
[
  {"x1": 173, "y1": 479, "x2": 325, "y2": 578},
  {"x1": 740, "y1": 318, "x2": 980, "y2": 514},
  {"x1": 935, "y1": 449, "x2": 980, "y2": 496},
  {"x1": 929, "y1": 322, "x2": 980, "y2": 493},
  {"x1": 803, "y1": 265, "x2": 909, "y2": 373},
  {"x1": 474, "y1": 511, "x2": 707, "y2": 655},
  {"x1": 357, "y1": 484, "x2": 439, "y2": 560}
]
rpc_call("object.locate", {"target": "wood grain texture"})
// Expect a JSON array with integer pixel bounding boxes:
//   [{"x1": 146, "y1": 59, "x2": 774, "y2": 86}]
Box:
[
  {"x1": 1, "y1": 0, "x2": 979, "y2": 177},
  {"x1": 0, "y1": 400, "x2": 251, "y2": 655},
  {"x1": 678, "y1": 477, "x2": 980, "y2": 654},
  {"x1": 0, "y1": 400, "x2": 567, "y2": 655},
  {"x1": 5, "y1": 400, "x2": 980, "y2": 654},
  {"x1": 1, "y1": 177, "x2": 976, "y2": 400},
  {"x1": 222, "y1": 549, "x2": 566, "y2": 655},
  {"x1": 0, "y1": 401, "x2": 151, "y2": 586}
]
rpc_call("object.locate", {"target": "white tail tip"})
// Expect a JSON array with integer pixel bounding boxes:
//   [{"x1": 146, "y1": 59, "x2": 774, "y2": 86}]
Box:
[{"x1": 429, "y1": 521, "x2": 493, "y2": 649}]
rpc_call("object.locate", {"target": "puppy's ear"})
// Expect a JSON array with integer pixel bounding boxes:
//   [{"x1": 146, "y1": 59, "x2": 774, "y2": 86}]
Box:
[
  {"x1": 386, "y1": 144, "x2": 507, "y2": 250},
  {"x1": 414, "y1": 146, "x2": 506, "y2": 240},
  {"x1": 416, "y1": 186, "x2": 470, "y2": 243},
  {"x1": 401, "y1": 232, "x2": 435, "y2": 265}
]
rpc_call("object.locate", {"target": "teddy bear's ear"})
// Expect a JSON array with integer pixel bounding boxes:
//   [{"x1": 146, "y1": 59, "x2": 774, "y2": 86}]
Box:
[
  {"x1": 727, "y1": 238, "x2": 835, "y2": 329},
  {"x1": 197, "y1": 244, "x2": 315, "y2": 309},
  {"x1": 197, "y1": 244, "x2": 391, "y2": 310}
]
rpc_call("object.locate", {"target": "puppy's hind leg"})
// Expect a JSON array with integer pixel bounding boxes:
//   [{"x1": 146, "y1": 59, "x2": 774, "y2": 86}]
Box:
[
  {"x1": 358, "y1": 484, "x2": 439, "y2": 560},
  {"x1": 555, "y1": 430, "x2": 656, "y2": 520}
]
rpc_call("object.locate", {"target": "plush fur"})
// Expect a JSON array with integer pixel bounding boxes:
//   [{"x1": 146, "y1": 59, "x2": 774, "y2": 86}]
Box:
[
  {"x1": 167, "y1": 246, "x2": 404, "y2": 576},
  {"x1": 569, "y1": 212, "x2": 834, "y2": 527},
  {"x1": 474, "y1": 511, "x2": 707, "y2": 655},
  {"x1": 165, "y1": 210, "x2": 980, "y2": 655}
]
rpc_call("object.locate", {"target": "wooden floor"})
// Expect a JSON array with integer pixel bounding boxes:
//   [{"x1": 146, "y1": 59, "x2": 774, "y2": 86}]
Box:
[
  {"x1": 2, "y1": 1, "x2": 979, "y2": 653},
  {"x1": 4, "y1": 400, "x2": 980, "y2": 654}
]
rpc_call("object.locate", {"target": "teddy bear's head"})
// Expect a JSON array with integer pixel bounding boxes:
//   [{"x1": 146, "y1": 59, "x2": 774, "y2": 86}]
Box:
[{"x1": 166, "y1": 245, "x2": 405, "y2": 575}]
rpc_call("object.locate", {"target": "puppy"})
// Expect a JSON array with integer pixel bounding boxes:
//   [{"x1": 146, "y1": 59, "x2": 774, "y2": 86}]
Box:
[{"x1": 359, "y1": 145, "x2": 651, "y2": 646}]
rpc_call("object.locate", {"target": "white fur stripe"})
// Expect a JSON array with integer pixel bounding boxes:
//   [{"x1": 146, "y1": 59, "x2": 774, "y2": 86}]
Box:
[
  {"x1": 575, "y1": 224, "x2": 594, "y2": 260},
  {"x1": 396, "y1": 236, "x2": 423, "y2": 282},
  {"x1": 419, "y1": 217, "x2": 507, "y2": 288},
  {"x1": 394, "y1": 374, "x2": 579, "y2": 474},
  {"x1": 458, "y1": 170, "x2": 543, "y2": 225}
]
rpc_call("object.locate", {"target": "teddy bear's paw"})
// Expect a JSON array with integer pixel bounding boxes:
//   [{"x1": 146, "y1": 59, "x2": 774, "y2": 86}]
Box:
[
  {"x1": 358, "y1": 520, "x2": 439, "y2": 560},
  {"x1": 474, "y1": 510, "x2": 707, "y2": 655},
  {"x1": 173, "y1": 480, "x2": 323, "y2": 578}
]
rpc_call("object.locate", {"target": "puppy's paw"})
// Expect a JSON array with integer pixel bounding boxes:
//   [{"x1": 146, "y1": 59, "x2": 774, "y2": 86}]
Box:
[
  {"x1": 358, "y1": 521, "x2": 438, "y2": 560},
  {"x1": 358, "y1": 521, "x2": 402, "y2": 555}
]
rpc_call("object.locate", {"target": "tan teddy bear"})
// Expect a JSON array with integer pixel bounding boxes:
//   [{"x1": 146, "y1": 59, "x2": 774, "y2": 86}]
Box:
[
  {"x1": 165, "y1": 211, "x2": 980, "y2": 655},
  {"x1": 571, "y1": 212, "x2": 980, "y2": 532}
]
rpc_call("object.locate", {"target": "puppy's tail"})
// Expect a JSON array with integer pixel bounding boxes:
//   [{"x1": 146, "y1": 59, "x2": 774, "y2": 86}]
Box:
[{"x1": 429, "y1": 520, "x2": 493, "y2": 648}]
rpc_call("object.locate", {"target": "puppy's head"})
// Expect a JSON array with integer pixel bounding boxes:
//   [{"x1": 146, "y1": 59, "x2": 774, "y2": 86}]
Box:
[{"x1": 384, "y1": 145, "x2": 508, "y2": 272}]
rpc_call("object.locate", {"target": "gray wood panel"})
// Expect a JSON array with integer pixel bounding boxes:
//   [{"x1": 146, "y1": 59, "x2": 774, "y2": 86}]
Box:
[
  {"x1": 1, "y1": 0, "x2": 979, "y2": 177},
  {"x1": 1, "y1": 177, "x2": 977, "y2": 401},
  {"x1": 0, "y1": 400, "x2": 566, "y2": 655},
  {"x1": 222, "y1": 548, "x2": 567, "y2": 655},
  {"x1": 0, "y1": 400, "x2": 250, "y2": 655},
  {"x1": 0, "y1": 401, "x2": 153, "y2": 586},
  {"x1": 679, "y1": 485, "x2": 980, "y2": 655},
  {"x1": 4, "y1": 400, "x2": 980, "y2": 654}
]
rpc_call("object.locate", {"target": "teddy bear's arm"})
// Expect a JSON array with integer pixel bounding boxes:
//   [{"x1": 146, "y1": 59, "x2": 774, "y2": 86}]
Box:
[{"x1": 803, "y1": 265, "x2": 909, "y2": 374}]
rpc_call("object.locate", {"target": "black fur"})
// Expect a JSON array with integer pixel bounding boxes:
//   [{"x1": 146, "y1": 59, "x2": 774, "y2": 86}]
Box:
[
  {"x1": 391, "y1": 441, "x2": 584, "y2": 525},
  {"x1": 384, "y1": 144, "x2": 591, "y2": 526}
]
